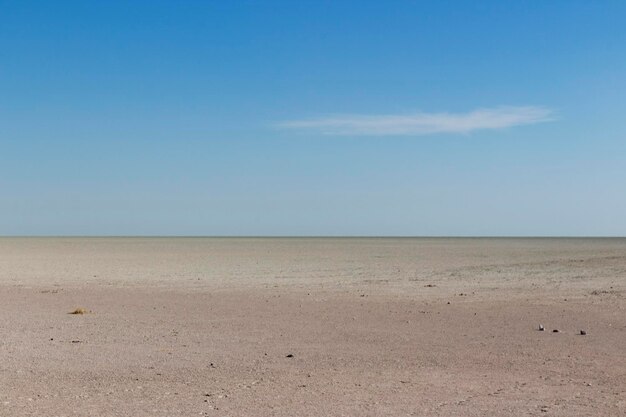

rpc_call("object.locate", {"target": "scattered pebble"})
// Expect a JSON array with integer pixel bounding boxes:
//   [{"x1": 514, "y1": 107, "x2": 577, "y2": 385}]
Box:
[
  {"x1": 538, "y1": 324, "x2": 544, "y2": 331},
  {"x1": 286, "y1": 354, "x2": 294, "y2": 358},
  {"x1": 580, "y1": 330, "x2": 587, "y2": 335},
  {"x1": 69, "y1": 308, "x2": 89, "y2": 315},
  {"x1": 552, "y1": 329, "x2": 559, "y2": 333}
]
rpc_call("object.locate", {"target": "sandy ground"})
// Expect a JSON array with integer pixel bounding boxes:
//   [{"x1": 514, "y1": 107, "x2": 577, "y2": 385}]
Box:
[{"x1": 1, "y1": 237, "x2": 625, "y2": 416}]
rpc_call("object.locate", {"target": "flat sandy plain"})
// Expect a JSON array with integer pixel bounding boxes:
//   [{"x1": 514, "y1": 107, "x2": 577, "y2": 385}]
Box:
[{"x1": 1, "y1": 238, "x2": 625, "y2": 416}]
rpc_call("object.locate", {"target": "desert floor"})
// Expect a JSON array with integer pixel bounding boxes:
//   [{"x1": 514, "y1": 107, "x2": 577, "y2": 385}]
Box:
[{"x1": 1, "y1": 238, "x2": 625, "y2": 416}]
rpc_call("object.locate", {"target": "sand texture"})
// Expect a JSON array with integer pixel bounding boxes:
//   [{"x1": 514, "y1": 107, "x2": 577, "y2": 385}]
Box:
[{"x1": 1, "y1": 237, "x2": 625, "y2": 416}]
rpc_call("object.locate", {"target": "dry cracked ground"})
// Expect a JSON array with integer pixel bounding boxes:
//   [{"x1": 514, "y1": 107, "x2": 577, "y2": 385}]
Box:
[{"x1": 1, "y1": 238, "x2": 625, "y2": 416}]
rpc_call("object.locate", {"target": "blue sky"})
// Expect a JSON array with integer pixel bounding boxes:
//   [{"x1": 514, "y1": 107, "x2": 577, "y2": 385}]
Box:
[{"x1": 2, "y1": 1, "x2": 625, "y2": 236}]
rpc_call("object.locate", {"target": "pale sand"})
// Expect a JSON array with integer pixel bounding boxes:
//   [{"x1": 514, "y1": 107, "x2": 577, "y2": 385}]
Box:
[{"x1": 1, "y1": 238, "x2": 625, "y2": 416}]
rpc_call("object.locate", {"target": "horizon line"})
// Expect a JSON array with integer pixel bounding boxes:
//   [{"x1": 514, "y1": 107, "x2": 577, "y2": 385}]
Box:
[{"x1": 1, "y1": 235, "x2": 625, "y2": 239}]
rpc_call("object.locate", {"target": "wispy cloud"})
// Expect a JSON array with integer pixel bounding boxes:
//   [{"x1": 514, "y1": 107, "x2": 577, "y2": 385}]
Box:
[{"x1": 276, "y1": 106, "x2": 554, "y2": 136}]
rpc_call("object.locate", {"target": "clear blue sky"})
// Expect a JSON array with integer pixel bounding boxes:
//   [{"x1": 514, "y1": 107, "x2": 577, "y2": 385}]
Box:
[{"x1": 2, "y1": 1, "x2": 625, "y2": 236}]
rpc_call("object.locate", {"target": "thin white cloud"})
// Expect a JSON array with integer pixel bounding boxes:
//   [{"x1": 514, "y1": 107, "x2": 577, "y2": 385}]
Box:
[{"x1": 276, "y1": 106, "x2": 554, "y2": 136}]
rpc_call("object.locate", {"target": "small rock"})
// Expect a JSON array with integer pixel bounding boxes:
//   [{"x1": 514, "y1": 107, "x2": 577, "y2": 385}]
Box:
[
  {"x1": 552, "y1": 329, "x2": 559, "y2": 333},
  {"x1": 580, "y1": 330, "x2": 587, "y2": 335},
  {"x1": 286, "y1": 354, "x2": 294, "y2": 358},
  {"x1": 538, "y1": 324, "x2": 544, "y2": 331}
]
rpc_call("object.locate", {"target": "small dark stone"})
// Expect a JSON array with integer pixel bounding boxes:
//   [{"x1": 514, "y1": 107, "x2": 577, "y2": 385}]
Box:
[
  {"x1": 286, "y1": 354, "x2": 294, "y2": 358},
  {"x1": 538, "y1": 324, "x2": 545, "y2": 331},
  {"x1": 447, "y1": 301, "x2": 451, "y2": 305},
  {"x1": 580, "y1": 330, "x2": 587, "y2": 335},
  {"x1": 552, "y1": 329, "x2": 559, "y2": 333}
]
